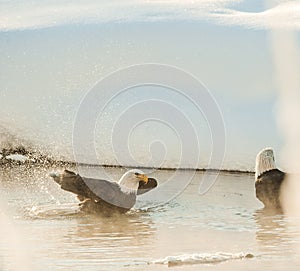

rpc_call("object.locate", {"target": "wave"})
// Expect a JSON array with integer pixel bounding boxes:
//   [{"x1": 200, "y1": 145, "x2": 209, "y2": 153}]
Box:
[{"x1": 152, "y1": 252, "x2": 254, "y2": 267}]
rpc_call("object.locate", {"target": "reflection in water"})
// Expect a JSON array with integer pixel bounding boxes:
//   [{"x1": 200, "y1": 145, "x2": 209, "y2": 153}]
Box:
[
  {"x1": 10, "y1": 211, "x2": 156, "y2": 271},
  {"x1": 254, "y1": 209, "x2": 294, "y2": 256},
  {"x1": 47, "y1": 213, "x2": 156, "y2": 269},
  {"x1": 70, "y1": 213, "x2": 155, "y2": 247}
]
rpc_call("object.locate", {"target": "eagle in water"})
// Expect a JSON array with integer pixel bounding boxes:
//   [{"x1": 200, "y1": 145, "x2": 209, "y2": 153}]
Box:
[
  {"x1": 255, "y1": 148, "x2": 285, "y2": 209},
  {"x1": 51, "y1": 169, "x2": 158, "y2": 215}
]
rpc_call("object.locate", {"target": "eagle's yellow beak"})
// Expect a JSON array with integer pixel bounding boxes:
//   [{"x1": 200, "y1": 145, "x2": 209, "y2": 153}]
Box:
[{"x1": 137, "y1": 173, "x2": 148, "y2": 183}]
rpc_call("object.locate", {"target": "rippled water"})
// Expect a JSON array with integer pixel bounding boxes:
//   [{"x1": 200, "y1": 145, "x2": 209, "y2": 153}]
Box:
[{"x1": 1, "y1": 166, "x2": 300, "y2": 270}]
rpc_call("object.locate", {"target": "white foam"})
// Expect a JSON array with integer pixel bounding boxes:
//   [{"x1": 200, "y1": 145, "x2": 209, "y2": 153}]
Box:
[
  {"x1": 5, "y1": 154, "x2": 28, "y2": 163},
  {"x1": 153, "y1": 252, "x2": 254, "y2": 266}
]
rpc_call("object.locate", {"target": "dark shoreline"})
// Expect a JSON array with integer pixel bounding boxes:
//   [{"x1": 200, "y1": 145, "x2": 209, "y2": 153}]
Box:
[
  {"x1": 0, "y1": 146, "x2": 254, "y2": 175},
  {"x1": 0, "y1": 158, "x2": 254, "y2": 176},
  {"x1": 73, "y1": 163, "x2": 254, "y2": 175}
]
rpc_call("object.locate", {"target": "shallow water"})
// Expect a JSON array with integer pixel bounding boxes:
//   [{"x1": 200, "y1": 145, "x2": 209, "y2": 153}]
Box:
[{"x1": 1, "y1": 166, "x2": 300, "y2": 271}]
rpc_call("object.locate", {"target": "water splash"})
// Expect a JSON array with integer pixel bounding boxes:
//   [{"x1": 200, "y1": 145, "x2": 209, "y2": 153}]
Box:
[{"x1": 152, "y1": 252, "x2": 254, "y2": 266}]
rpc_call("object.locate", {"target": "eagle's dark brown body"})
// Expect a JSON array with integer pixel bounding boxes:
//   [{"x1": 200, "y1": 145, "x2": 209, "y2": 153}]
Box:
[
  {"x1": 255, "y1": 169, "x2": 285, "y2": 209},
  {"x1": 51, "y1": 170, "x2": 158, "y2": 215}
]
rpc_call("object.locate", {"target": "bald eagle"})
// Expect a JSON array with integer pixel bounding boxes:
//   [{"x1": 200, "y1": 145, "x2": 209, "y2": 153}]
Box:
[
  {"x1": 255, "y1": 148, "x2": 285, "y2": 209},
  {"x1": 50, "y1": 169, "x2": 158, "y2": 214}
]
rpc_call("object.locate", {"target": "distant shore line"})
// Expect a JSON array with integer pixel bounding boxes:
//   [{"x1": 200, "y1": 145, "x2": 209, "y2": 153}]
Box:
[
  {"x1": 0, "y1": 147, "x2": 254, "y2": 175},
  {"x1": 74, "y1": 163, "x2": 255, "y2": 175}
]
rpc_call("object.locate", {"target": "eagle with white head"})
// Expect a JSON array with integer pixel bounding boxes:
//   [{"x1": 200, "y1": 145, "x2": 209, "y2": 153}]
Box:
[
  {"x1": 255, "y1": 148, "x2": 285, "y2": 209},
  {"x1": 51, "y1": 169, "x2": 158, "y2": 215}
]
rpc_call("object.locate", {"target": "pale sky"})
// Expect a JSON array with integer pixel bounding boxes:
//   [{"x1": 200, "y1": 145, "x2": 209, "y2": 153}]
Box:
[{"x1": 0, "y1": 0, "x2": 299, "y2": 170}]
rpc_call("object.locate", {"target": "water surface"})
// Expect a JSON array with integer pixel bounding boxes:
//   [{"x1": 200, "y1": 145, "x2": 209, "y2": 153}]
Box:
[{"x1": 1, "y1": 166, "x2": 300, "y2": 270}]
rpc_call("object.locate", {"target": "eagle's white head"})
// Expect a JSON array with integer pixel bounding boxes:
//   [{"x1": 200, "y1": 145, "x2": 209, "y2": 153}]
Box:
[
  {"x1": 255, "y1": 147, "x2": 276, "y2": 179},
  {"x1": 118, "y1": 169, "x2": 148, "y2": 192}
]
